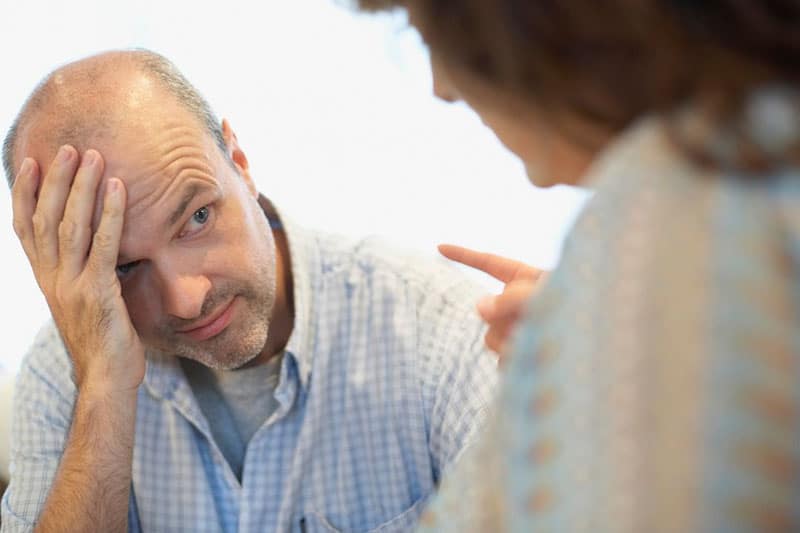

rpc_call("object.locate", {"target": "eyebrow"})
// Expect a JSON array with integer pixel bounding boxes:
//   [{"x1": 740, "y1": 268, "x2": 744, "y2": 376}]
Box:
[{"x1": 168, "y1": 184, "x2": 202, "y2": 228}]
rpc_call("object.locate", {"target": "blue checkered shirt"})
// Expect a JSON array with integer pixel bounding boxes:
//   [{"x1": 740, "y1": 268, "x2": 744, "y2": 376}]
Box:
[{"x1": 1, "y1": 211, "x2": 498, "y2": 533}]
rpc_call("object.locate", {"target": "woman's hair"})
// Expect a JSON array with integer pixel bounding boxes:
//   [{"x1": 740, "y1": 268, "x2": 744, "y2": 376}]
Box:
[{"x1": 358, "y1": 0, "x2": 800, "y2": 170}]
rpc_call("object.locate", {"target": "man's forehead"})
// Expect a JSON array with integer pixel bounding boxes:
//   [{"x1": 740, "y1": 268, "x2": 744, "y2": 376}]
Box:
[
  {"x1": 88, "y1": 171, "x2": 215, "y2": 235},
  {"x1": 17, "y1": 96, "x2": 224, "y2": 244},
  {"x1": 17, "y1": 114, "x2": 123, "y2": 182}
]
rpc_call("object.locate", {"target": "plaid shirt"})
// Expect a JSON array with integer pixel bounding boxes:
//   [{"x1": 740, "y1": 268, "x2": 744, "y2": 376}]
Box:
[{"x1": 2, "y1": 209, "x2": 498, "y2": 533}]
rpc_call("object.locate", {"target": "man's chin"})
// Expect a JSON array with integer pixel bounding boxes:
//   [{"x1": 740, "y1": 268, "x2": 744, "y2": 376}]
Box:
[
  {"x1": 145, "y1": 307, "x2": 271, "y2": 369},
  {"x1": 174, "y1": 347, "x2": 262, "y2": 371},
  {"x1": 149, "y1": 333, "x2": 267, "y2": 370}
]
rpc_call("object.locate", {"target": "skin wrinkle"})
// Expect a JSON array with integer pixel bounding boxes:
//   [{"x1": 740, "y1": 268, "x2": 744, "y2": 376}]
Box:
[
  {"x1": 108, "y1": 119, "x2": 275, "y2": 369},
  {"x1": 116, "y1": 176, "x2": 213, "y2": 271},
  {"x1": 92, "y1": 124, "x2": 221, "y2": 248},
  {"x1": 114, "y1": 181, "x2": 220, "y2": 266}
]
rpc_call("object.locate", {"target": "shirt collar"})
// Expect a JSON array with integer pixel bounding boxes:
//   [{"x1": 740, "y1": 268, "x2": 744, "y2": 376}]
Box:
[
  {"x1": 143, "y1": 350, "x2": 184, "y2": 401},
  {"x1": 259, "y1": 195, "x2": 318, "y2": 390}
]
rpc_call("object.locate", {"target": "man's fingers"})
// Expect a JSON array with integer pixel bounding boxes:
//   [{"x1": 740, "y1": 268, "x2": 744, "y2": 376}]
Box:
[
  {"x1": 60, "y1": 150, "x2": 105, "y2": 277},
  {"x1": 32, "y1": 145, "x2": 80, "y2": 270},
  {"x1": 11, "y1": 158, "x2": 41, "y2": 262},
  {"x1": 87, "y1": 178, "x2": 126, "y2": 277},
  {"x1": 438, "y1": 243, "x2": 540, "y2": 283}
]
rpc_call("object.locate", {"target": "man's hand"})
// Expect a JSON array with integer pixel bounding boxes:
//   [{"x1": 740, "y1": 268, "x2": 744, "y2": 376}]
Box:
[
  {"x1": 439, "y1": 244, "x2": 546, "y2": 357},
  {"x1": 12, "y1": 146, "x2": 144, "y2": 393}
]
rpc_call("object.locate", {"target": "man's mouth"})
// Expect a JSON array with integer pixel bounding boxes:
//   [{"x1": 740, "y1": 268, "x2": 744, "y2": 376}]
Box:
[{"x1": 176, "y1": 298, "x2": 237, "y2": 342}]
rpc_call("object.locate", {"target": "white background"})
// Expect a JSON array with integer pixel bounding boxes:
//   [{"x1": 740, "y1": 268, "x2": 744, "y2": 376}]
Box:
[{"x1": 0, "y1": 0, "x2": 589, "y2": 377}]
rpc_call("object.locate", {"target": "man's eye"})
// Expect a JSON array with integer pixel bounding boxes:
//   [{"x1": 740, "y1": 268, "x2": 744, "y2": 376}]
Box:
[
  {"x1": 193, "y1": 206, "x2": 209, "y2": 225},
  {"x1": 179, "y1": 205, "x2": 213, "y2": 238},
  {"x1": 116, "y1": 261, "x2": 140, "y2": 278}
]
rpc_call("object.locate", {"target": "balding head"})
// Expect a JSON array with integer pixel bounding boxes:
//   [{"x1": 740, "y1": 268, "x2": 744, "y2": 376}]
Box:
[{"x1": 3, "y1": 49, "x2": 227, "y2": 187}]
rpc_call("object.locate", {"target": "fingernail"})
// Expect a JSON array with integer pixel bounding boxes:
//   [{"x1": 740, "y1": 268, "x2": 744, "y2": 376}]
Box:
[
  {"x1": 18, "y1": 158, "x2": 33, "y2": 178},
  {"x1": 82, "y1": 150, "x2": 96, "y2": 168},
  {"x1": 58, "y1": 145, "x2": 73, "y2": 162},
  {"x1": 107, "y1": 179, "x2": 120, "y2": 194}
]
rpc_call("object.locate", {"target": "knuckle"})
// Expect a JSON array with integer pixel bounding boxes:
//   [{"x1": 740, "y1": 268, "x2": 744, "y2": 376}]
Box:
[
  {"x1": 12, "y1": 216, "x2": 28, "y2": 240},
  {"x1": 32, "y1": 212, "x2": 50, "y2": 236},
  {"x1": 92, "y1": 230, "x2": 114, "y2": 250},
  {"x1": 58, "y1": 219, "x2": 78, "y2": 245}
]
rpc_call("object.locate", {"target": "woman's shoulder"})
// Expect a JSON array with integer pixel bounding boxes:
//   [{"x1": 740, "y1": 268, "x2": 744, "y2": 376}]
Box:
[
  {"x1": 526, "y1": 129, "x2": 800, "y2": 357},
  {"x1": 562, "y1": 118, "x2": 800, "y2": 288}
]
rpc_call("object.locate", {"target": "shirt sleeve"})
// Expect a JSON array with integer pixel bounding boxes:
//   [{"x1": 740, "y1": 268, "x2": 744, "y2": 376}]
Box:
[
  {"x1": 417, "y1": 275, "x2": 499, "y2": 483},
  {"x1": 1, "y1": 323, "x2": 76, "y2": 533}
]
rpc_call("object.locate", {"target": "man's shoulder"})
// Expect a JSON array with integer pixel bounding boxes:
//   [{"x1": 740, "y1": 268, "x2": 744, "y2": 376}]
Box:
[
  {"x1": 16, "y1": 320, "x2": 73, "y2": 392},
  {"x1": 315, "y1": 231, "x2": 487, "y2": 306},
  {"x1": 320, "y1": 235, "x2": 492, "y2": 360}
]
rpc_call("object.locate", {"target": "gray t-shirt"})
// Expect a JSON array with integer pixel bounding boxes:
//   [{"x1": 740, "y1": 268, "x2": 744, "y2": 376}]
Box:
[{"x1": 181, "y1": 354, "x2": 283, "y2": 480}]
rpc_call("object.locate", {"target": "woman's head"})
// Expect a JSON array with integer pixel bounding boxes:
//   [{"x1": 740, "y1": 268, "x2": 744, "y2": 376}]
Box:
[
  {"x1": 426, "y1": 47, "x2": 602, "y2": 187},
  {"x1": 359, "y1": 0, "x2": 800, "y2": 185}
]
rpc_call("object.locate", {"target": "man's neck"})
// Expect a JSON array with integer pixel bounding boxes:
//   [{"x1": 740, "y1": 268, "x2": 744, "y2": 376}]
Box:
[{"x1": 244, "y1": 203, "x2": 294, "y2": 368}]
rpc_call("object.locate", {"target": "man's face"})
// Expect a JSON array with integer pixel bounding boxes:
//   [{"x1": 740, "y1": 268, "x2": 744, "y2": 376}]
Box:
[{"x1": 25, "y1": 90, "x2": 278, "y2": 370}]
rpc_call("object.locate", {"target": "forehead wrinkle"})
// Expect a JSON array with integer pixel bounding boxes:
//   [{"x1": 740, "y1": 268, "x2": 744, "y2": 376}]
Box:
[
  {"x1": 100, "y1": 119, "x2": 221, "y2": 256},
  {"x1": 159, "y1": 146, "x2": 215, "y2": 183},
  {"x1": 116, "y1": 174, "x2": 219, "y2": 264},
  {"x1": 120, "y1": 122, "x2": 215, "y2": 216},
  {"x1": 150, "y1": 125, "x2": 215, "y2": 179},
  {"x1": 150, "y1": 123, "x2": 212, "y2": 158},
  {"x1": 123, "y1": 167, "x2": 213, "y2": 229},
  {"x1": 121, "y1": 163, "x2": 174, "y2": 221}
]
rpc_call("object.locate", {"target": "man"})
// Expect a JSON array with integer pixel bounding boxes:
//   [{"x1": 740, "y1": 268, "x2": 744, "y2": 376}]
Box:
[{"x1": 1, "y1": 49, "x2": 497, "y2": 533}]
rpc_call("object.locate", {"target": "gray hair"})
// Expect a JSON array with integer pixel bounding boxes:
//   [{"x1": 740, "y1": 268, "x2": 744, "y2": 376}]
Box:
[{"x1": 2, "y1": 49, "x2": 229, "y2": 187}]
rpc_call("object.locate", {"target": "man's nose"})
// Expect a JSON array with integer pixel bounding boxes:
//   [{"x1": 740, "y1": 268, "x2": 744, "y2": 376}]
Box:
[{"x1": 158, "y1": 268, "x2": 212, "y2": 320}]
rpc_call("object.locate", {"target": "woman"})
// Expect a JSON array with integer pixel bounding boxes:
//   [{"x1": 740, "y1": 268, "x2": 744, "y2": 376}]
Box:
[{"x1": 358, "y1": 1, "x2": 800, "y2": 531}]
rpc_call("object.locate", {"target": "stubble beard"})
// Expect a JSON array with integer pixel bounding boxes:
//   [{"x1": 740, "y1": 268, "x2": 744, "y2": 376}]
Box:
[{"x1": 149, "y1": 273, "x2": 276, "y2": 370}]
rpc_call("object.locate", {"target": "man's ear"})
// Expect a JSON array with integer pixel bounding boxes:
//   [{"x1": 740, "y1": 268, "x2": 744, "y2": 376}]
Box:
[{"x1": 221, "y1": 118, "x2": 257, "y2": 197}]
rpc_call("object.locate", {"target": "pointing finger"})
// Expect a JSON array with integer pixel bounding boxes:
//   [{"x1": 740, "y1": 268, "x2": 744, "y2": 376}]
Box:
[{"x1": 438, "y1": 243, "x2": 541, "y2": 283}]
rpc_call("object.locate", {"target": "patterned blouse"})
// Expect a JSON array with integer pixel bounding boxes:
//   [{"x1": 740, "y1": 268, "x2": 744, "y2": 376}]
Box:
[{"x1": 419, "y1": 109, "x2": 800, "y2": 532}]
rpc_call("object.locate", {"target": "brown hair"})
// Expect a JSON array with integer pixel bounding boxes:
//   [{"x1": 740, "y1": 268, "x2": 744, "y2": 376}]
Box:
[{"x1": 357, "y1": 0, "x2": 800, "y2": 170}]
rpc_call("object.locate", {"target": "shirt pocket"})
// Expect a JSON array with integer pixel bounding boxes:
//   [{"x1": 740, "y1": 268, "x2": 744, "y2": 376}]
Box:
[{"x1": 300, "y1": 497, "x2": 427, "y2": 533}]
